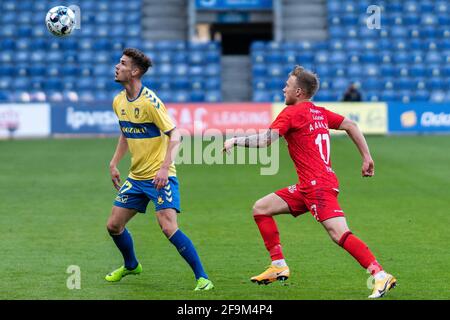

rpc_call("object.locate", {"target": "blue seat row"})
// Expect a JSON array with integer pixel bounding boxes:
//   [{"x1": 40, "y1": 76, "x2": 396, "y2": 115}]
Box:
[
  {"x1": 2, "y1": 0, "x2": 142, "y2": 12},
  {"x1": 0, "y1": 89, "x2": 222, "y2": 104}
]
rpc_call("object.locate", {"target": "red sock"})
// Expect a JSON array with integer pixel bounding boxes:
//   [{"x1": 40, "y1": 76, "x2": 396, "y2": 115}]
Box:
[
  {"x1": 254, "y1": 214, "x2": 284, "y2": 260},
  {"x1": 338, "y1": 231, "x2": 383, "y2": 275}
]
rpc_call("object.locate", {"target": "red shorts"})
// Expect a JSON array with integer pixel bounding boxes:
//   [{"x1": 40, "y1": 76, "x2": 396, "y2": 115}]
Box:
[{"x1": 275, "y1": 184, "x2": 344, "y2": 222}]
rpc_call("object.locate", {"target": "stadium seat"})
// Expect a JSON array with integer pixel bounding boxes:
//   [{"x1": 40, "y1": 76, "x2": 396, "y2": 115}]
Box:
[
  {"x1": 268, "y1": 78, "x2": 285, "y2": 91},
  {"x1": 190, "y1": 91, "x2": 205, "y2": 102},
  {"x1": 297, "y1": 52, "x2": 314, "y2": 64},
  {"x1": 267, "y1": 65, "x2": 283, "y2": 77},
  {"x1": 329, "y1": 51, "x2": 346, "y2": 64},
  {"x1": 346, "y1": 64, "x2": 362, "y2": 77},
  {"x1": 205, "y1": 77, "x2": 221, "y2": 90},
  {"x1": 78, "y1": 90, "x2": 96, "y2": 103},
  {"x1": 29, "y1": 65, "x2": 47, "y2": 77},
  {"x1": 361, "y1": 78, "x2": 383, "y2": 91},
  {"x1": 436, "y1": 1, "x2": 449, "y2": 13},
  {"x1": 205, "y1": 90, "x2": 222, "y2": 102},
  {"x1": 205, "y1": 64, "x2": 220, "y2": 76},
  {"x1": 414, "y1": 90, "x2": 430, "y2": 101},
  {"x1": 314, "y1": 90, "x2": 335, "y2": 102},
  {"x1": 365, "y1": 91, "x2": 380, "y2": 102},
  {"x1": 430, "y1": 90, "x2": 446, "y2": 103},
  {"x1": 361, "y1": 52, "x2": 382, "y2": 64},
  {"x1": 43, "y1": 78, "x2": 63, "y2": 91},
  {"x1": 12, "y1": 78, "x2": 30, "y2": 91},
  {"x1": 173, "y1": 78, "x2": 190, "y2": 90}
]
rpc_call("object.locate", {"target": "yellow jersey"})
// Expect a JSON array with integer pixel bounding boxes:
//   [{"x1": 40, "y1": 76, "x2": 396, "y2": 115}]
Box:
[{"x1": 112, "y1": 86, "x2": 177, "y2": 180}]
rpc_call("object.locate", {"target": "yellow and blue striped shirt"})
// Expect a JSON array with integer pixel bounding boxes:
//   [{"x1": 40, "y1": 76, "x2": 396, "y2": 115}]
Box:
[{"x1": 112, "y1": 86, "x2": 176, "y2": 180}]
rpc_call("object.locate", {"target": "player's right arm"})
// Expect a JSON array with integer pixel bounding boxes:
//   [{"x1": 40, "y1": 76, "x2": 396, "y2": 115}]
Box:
[
  {"x1": 109, "y1": 133, "x2": 128, "y2": 190},
  {"x1": 222, "y1": 107, "x2": 290, "y2": 154},
  {"x1": 110, "y1": 96, "x2": 128, "y2": 190},
  {"x1": 222, "y1": 129, "x2": 280, "y2": 154},
  {"x1": 338, "y1": 118, "x2": 374, "y2": 177}
]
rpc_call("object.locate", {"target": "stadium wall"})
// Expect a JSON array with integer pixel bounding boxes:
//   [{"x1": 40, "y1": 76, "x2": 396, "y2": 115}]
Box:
[{"x1": 1, "y1": 102, "x2": 450, "y2": 139}]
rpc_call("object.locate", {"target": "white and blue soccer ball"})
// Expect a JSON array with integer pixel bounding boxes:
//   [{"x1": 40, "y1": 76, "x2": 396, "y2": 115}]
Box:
[{"x1": 45, "y1": 6, "x2": 76, "y2": 37}]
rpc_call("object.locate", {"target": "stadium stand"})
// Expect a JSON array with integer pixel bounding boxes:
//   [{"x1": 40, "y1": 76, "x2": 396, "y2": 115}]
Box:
[
  {"x1": 2, "y1": 0, "x2": 449, "y2": 104},
  {"x1": 252, "y1": 0, "x2": 450, "y2": 103},
  {"x1": 0, "y1": 0, "x2": 222, "y2": 103}
]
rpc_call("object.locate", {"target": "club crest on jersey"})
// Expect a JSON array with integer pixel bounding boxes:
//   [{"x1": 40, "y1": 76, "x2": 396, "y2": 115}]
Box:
[
  {"x1": 288, "y1": 185, "x2": 297, "y2": 193},
  {"x1": 134, "y1": 108, "x2": 140, "y2": 118},
  {"x1": 121, "y1": 109, "x2": 126, "y2": 116},
  {"x1": 157, "y1": 196, "x2": 164, "y2": 205}
]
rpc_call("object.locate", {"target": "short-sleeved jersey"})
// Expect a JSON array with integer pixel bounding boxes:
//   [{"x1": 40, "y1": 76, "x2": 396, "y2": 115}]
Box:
[
  {"x1": 113, "y1": 86, "x2": 176, "y2": 180},
  {"x1": 270, "y1": 101, "x2": 345, "y2": 192}
]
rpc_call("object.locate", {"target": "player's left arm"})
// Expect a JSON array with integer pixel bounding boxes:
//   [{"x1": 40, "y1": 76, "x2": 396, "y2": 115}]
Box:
[
  {"x1": 222, "y1": 129, "x2": 280, "y2": 154},
  {"x1": 154, "y1": 127, "x2": 181, "y2": 190},
  {"x1": 338, "y1": 117, "x2": 374, "y2": 177}
]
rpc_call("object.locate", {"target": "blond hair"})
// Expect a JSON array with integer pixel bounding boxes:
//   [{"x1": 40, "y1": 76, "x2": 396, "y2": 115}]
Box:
[{"x1": 289, "y1": 65, "x2": 320, "y2": 98}]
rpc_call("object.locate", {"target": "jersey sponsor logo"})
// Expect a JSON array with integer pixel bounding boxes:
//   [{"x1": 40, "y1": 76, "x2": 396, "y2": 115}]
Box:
[
  {"x1": 121, "y1": 126, "x2": 147, "y2": 134},
  {"x1": 119, "y1": 121, "x2": 161, "y2": 139}
]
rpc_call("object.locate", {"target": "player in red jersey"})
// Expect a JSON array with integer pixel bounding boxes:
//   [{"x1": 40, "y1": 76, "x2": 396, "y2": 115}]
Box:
[{"x1": 223, "y1": 66, "x2": 396, "y2": 298}]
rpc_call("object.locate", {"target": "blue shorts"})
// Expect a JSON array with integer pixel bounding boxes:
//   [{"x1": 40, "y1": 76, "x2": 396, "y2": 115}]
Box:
[{"x1": 113, "y1": 176, "x2": 181, "y2": 213}]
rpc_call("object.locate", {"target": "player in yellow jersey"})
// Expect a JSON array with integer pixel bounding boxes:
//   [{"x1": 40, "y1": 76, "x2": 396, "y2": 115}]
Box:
[{"x1": 104, "y1": 48, "x2": 213, "y2": 291}]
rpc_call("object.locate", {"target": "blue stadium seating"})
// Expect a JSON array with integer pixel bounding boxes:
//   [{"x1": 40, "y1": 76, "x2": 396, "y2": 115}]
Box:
[
  {"x1": 251, "y1": 0, "x2": 450, "y2": 102},
  {"x1": 0, "y1": 0, "x2": 221, "y2": 103}
]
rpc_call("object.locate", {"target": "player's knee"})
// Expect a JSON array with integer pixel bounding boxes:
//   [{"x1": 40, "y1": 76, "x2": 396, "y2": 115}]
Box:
[
  {"x1": 160, "y1": 224, "x2": 177, "y2": 238},
  {"x1": 328, "y1": 229, "x2": 348, "y2": 245},
  {"x1": 252, "y1": 199, "x2": 270, "y2": 216},
  {"x1": 106, "y1": 221, "x2": 124, "y2": 235},
  {"x1": 329, "y1": 232, "x2": 341, "y2": 244}
]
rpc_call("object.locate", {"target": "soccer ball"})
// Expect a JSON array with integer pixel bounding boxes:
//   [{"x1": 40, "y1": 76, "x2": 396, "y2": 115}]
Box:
[{"x1": 45, "y1": 6, "x2": 76, "y2": 37}]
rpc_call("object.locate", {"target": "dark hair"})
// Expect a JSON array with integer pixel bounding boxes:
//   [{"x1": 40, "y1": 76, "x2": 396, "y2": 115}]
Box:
[
  {"x1": 123, "y1": 48, "x2": 152, "y2": 76},
  {"x1": 289, "y1": 65, "x2": 320, "y2": 98}
]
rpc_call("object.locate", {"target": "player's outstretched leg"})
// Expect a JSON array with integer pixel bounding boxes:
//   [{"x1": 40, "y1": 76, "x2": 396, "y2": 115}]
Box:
[
  {"x1": 157, "y1": 208, "x2": 213, "y2": 291},
  {"x1": 337, "y1": 229, "x2": 397, "y2": 298},
  {"x1": 251, "y1": 214, "x2": 290, "y2": 285},
  {"x1": 251, "y1": 195, "x2": 292, "y2": 285},
  {"x1": 105, "y1": 207, "x2": 141, "y2": 282},
  {"x1": 169, "y1": 229, "x2": 214, "y2": 291}
]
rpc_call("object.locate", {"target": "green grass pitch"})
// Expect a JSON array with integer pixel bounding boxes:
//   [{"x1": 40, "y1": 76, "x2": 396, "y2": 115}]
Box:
[{"x1": 1, "y1": 135, "x2": 449, "y2": 300}]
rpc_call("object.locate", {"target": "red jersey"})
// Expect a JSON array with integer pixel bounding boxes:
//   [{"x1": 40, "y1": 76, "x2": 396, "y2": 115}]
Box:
[{"x1": 270, "y1": 101, "x2": 345, "y2": 192}]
